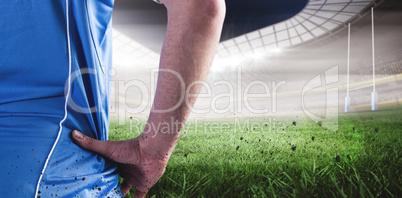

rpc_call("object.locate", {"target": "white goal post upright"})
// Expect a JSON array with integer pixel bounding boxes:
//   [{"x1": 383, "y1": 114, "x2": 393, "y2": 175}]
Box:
[
  {"x1": 345, "y1": 23, "x2": 351, "y2": 113},
  {"x1": 371, "y1": 7, "x2": 378, "y2": 111}
]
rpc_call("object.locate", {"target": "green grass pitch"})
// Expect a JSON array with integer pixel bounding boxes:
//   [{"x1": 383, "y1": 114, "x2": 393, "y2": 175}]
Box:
[{"x1": 109, "y1": 106, "x2": 402, "y2": 197}]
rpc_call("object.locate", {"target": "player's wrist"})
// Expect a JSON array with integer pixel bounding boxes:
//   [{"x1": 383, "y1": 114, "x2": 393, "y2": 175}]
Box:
[{"x1": 137, "y1": 132, "x2": 174, "y2": 162}]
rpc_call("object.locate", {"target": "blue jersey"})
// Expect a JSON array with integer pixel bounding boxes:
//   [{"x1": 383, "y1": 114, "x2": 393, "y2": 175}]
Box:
[{"x1": 0, "y1": 0, "x2": 123, "y2": 197}]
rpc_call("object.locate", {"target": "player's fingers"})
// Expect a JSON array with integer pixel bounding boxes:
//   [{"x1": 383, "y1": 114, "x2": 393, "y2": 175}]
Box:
[
  {"x1": 121, "y1": 182, "x2": 133, "y2": 196},
  {"x1": 71, "y1": 130, "x2": 117, "y2": 158}
]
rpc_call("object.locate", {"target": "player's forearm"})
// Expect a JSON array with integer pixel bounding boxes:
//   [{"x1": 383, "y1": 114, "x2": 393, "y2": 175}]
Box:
[{"x1": 138, "y1": 0, "x2": 225, "y2": 161}]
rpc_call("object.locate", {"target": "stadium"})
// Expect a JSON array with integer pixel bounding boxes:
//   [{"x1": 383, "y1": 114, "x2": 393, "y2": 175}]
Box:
[
  {"x1": 110, "y1": 0, "x2": 401, "y2": 197},
  {"x1": 0, "y1": 0, "x2": 400, "y2": 197}
]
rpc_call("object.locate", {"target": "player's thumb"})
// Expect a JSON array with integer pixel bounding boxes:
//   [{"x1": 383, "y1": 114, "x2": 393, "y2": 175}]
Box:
[{"x1": 71, "y1": 130, "x2": 116, "y2": 158}]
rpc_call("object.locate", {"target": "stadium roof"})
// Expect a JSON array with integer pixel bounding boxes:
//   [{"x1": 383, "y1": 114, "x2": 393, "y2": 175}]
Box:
[
  {"x1": 112, "y1": 0, "x2": 383, "y2": 64},
  {"x1": 216, "y1": 0, "x2": 382, "y2": 58}
]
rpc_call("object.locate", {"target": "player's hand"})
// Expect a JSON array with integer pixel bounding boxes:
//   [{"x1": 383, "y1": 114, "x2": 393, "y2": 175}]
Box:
[{"x1": 71, "y1": 130, "x2": 168, "y2": 198}]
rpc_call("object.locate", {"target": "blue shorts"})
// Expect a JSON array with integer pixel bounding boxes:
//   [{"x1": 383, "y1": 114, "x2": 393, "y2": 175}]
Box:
[{"x1": 0, "y1": 0, "x2": 122, "y2": 197}]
